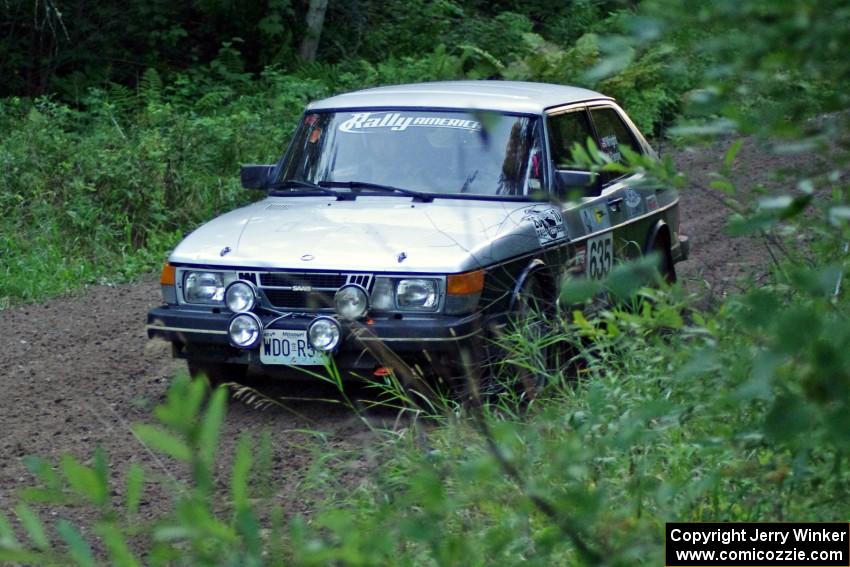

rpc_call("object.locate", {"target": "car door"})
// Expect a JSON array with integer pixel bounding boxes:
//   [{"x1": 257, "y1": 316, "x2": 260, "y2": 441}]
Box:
[
  {"x1": 544, "y1": 105, "x2": 598, "y2": 273},
  {"x1": 546, "y1": 104, "x2": 633, "y2": 282},
  {"x1": 585, "y1": 104, "x2": 661, "y2": 265}
]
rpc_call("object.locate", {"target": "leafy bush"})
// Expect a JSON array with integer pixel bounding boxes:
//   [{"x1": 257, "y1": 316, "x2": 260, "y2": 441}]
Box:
[
  {"x1": 0, "y1": 73, "x2": 323, "y2": 302},
  {"x1": 504, "y1": 28, "x2": 697, "y2": 134}
]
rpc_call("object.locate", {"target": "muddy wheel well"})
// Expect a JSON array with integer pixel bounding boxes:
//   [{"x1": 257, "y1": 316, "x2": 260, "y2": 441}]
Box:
[
  {"x1": 646, "y1": 222, "x2": 676, "y2": 282},
  {"x1": 645, "y1": 220, "x2": 671, "y2": 253},
  {"x1": 508, "y1": 258, "x2": 557, "y2": 312}
]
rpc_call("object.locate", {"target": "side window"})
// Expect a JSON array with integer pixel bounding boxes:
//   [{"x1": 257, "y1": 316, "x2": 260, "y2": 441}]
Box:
[
  {"x1": 547, "y1": 110, "x2": 594, "y2": 170},
  {"x1": 589, "y1": 107, "x2": 642, "y2": 165}
]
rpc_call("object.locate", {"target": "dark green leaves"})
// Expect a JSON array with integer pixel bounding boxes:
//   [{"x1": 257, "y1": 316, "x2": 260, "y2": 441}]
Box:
[
  {"x1": 133, "y1": 425, "x2": 192, "y2": 462},
  {"x1": 124, "y1": 463, "x2": 144, "y2": 520},
  {"x1": 61, "y1": 451, "x2": 109, "y2": 507},
  {"x1": 57, "y1": 521, "x2": 95, "y2": 567}
]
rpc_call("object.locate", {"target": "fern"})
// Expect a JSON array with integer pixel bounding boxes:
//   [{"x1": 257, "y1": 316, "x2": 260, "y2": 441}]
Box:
[
  {"x1": 138, "y1": 68, "x2": 162, "y2": 105},
  {"x1": 105, "y1": 82, "x2": 135, "y2": 114}
]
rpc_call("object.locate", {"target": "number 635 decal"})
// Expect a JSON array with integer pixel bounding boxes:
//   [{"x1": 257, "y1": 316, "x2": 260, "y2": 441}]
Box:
[{"x1": 586, "y1": 233, "x2": 613, "y2": 280}]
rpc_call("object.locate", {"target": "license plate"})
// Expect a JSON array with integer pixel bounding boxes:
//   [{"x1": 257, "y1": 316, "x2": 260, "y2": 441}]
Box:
[{"x1": 259, "y1": 329, "x2": 324, "y2": 366}]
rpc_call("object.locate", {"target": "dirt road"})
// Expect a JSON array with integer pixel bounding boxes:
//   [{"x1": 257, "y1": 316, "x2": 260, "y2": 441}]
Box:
[
  {"x1": 0, "y1": 138, "x2": 820, "y2": 521},
  {"x1": 0, "y1": 281, "x2": 387, "y2": 522}
]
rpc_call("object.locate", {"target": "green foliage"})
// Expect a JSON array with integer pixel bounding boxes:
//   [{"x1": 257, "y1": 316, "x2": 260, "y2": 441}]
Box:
[
  {"x1": 618, "y1": 0, "x2": 850, "y2": 139},
  {"x1": 0, "y1": 0, "x2": 625, "y2": 100},
  {"x1": 504, "y1": 28, "x2": 695, "y2": 134},
  {"x1": 0, "y1": 74, "x2": 318, "y2": 302}
]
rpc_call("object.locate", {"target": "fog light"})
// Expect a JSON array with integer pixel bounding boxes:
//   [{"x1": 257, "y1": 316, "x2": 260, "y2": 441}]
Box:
[
  {"x1": 225, "y1": 280, "x2": 257, "y2": 313},
  {"x1": 307, "y1": 316, "x2": 341, "y2": 352},
  {"x1": 228, "y1": 312, "x2": 262, "y2": 349},
  {"x1": 334, "y1": 284, "x2": 369, "y2": 320}
]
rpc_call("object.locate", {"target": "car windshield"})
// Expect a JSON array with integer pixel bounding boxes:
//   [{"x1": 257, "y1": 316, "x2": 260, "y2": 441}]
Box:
[{"x1": 275, "y1": 110, "x2": 543, "y2": 197}]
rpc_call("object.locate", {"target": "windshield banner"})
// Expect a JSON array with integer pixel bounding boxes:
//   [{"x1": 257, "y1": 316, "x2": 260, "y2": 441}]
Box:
[{"x1": 339, "y1": 112, "x2": 482, "y2": 134}]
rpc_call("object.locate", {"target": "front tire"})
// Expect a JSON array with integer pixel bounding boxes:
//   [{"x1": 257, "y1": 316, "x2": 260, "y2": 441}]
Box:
[
  {"x1": 482, "y1": 273, "x2": 565, "y2": 402},
  {"x1": 514, "y1": 274, "x2": 564, "y2": 398}
]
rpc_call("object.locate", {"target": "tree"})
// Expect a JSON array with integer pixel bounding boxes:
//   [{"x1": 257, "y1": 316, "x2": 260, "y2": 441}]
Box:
[{"x1": 299, "y1": 0, "x2": 328, "y2": 61}]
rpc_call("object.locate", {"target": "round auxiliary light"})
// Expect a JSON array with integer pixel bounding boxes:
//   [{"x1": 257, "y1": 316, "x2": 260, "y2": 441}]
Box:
[
  {"x1": 228, "y1": 312, "x2": 262, "y2": 349},
  {"x1": 225, "y1": 280, "x2": 257, "y2": 313},
  {"x1": 334, "y1": 284, "x2": 369, "y2": 320},
  {"x1": 307, "y1": 316, "x2": 342, "y2": 352}
]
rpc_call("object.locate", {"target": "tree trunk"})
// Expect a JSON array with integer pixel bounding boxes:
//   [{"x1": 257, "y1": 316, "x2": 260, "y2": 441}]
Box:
[{"x1": 298, "y1": 0, "x2": 329, "y2": 62}]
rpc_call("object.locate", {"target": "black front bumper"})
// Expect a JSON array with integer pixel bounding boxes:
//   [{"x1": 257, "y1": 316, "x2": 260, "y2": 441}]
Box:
[{"x1": 146, "y1": 305, "x2": 484, "y2": 372}]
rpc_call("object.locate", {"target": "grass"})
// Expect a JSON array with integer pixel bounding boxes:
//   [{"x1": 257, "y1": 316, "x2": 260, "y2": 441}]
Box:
[{"x1": 0, "y1": 222, "x2": 183, "y2": 305}]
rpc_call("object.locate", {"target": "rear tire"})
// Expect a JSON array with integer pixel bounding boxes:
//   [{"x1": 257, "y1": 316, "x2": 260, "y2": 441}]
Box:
[{"x1": 650, "y1": 234, "x2": 676, "y2": 284}]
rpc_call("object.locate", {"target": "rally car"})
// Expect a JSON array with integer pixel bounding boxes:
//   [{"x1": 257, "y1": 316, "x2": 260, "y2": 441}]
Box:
[{"x1": 146, "y1": 80, "x2": 689, "y2": 384}]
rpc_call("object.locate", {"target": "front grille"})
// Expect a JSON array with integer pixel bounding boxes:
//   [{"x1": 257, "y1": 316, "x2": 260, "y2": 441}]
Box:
[
  {"x1": 349, "y1": 274, "x2": 370, "y2": 287},
  {"x1": 262, "y1": 290, "x2": 335, "y2": 309},
  {"x1": 248, "y1": 271, "x2": 373, "y2": 311},
  {"x1": 259, "y1": 273, "x2": 348, "y2": 288}
]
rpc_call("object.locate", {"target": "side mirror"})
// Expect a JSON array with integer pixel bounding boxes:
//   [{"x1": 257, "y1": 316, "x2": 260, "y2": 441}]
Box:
[
  {"x1": 240, "y1": 164, "x2": 275, "y2": 189},
  {"x1": 553, "y1": 169, "x2": 601, "y2": 199}
]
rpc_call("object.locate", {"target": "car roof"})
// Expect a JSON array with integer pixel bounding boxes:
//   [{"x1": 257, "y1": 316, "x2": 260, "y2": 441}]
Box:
[{"x1": 307, "y1": 80, "x2": 613, "y2": 114}]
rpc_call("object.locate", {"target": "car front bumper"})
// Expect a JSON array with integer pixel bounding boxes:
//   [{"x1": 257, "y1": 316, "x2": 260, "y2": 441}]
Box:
[{"x1": 146, "y1": 305, "x2": 484, "y2": 373}]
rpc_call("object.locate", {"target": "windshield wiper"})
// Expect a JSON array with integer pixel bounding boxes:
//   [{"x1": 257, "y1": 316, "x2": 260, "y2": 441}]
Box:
[
  {"x1": 267, "y1": 179, "x2": 352, "y2": 200},
  {"x1": 320, "y1": 180, "x2": 433, "y2": 202},
  {"x1": 459, "y1": 170, "x2": 478, "y2": 193}
]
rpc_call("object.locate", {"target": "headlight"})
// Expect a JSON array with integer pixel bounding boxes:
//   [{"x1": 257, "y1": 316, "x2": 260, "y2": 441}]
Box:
[
  {"x1": 307, "y1": 317, "x2": 341, "y2": 351},
  {"x1": 396, "y1": 279, "x2": 439, "y2": 311},
  {"x1": 225, "y1": 280, "x2": 257, "y2": 313},
  {"x1": 334, "y1": 284, "x2": 369, "y2": 320},
  {"x1": 183, "y1": 271, "x2": 236, "y2": 304},
  {"x1": 370, "y1": 277, "x2": 442, "y2": 312},
  {"x1": 228, "y1": 313, "x2": 262, "y2": 349}
]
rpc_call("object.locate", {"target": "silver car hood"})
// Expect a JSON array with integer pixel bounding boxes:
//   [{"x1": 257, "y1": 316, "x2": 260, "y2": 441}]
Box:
[{"x1": 169, "y1": 196, "x2": 565, "y2": 273}]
